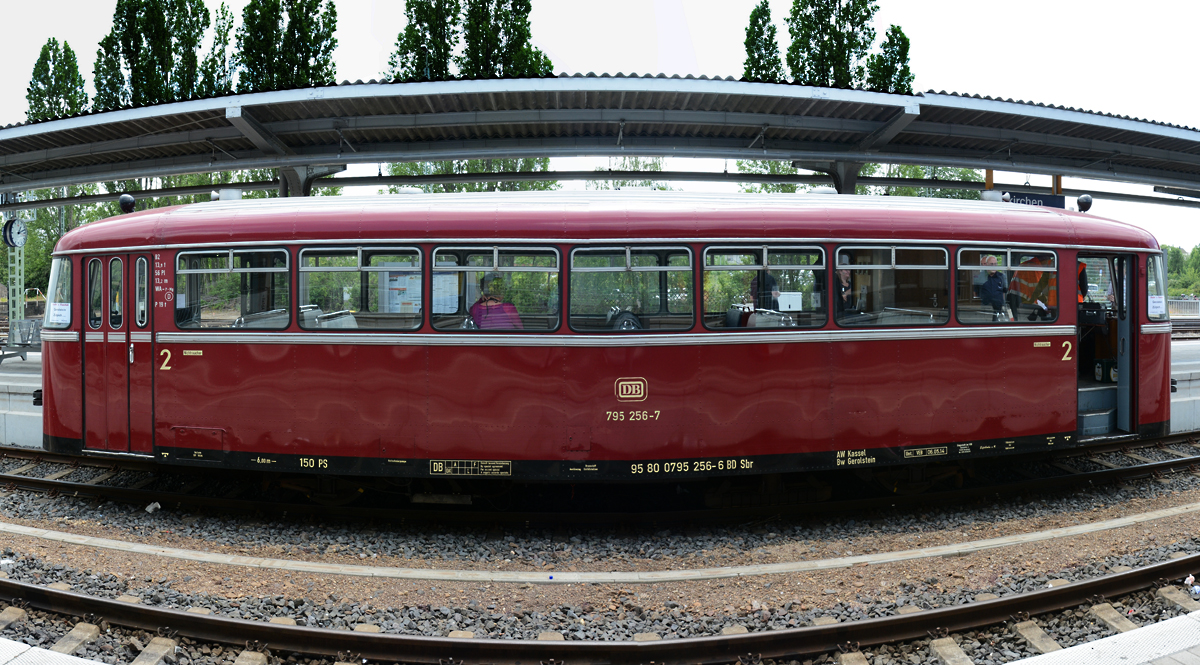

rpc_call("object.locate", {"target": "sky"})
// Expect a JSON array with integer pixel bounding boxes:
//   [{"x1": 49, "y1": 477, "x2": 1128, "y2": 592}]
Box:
[{"x1": 1, "y1": 0, "x2": 1197, "y2": 247}]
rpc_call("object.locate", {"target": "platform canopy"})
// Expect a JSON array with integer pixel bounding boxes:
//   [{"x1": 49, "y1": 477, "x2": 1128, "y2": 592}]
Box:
[{"x1": 2, "y1": 74, "x2": 1199, "y2": 197}]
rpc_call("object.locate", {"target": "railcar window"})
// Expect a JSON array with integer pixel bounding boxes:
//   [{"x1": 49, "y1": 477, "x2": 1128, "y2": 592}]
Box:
[
  {"x1": 43, "y1": 257, "x2": 73, "y2": 329},
  {"x1": 135, "y1": 257, "x2": 148, "y2": 328},
  {"x1": 87, "y1": 259, "x2": 102, "y2": 330},
  {"x1": 1080, "y1": 257, "x2": 1117, "y2": 308},
  {"x1": 430, "y1": 247, "x2": 560, "y2": 331},
  {"x1": 1147, "y1": 254, "x2": 1169, "y2": 322},
  {"x1": 298, "y1": 247, "x2": 422, "y2": 330},
  {"x1": 956, "y1": 249, "x2": 1058, "y2": 324},
  {"x1": 108, "y1": 258, "x2": 123, "y2": 329},
  {"x1": 835, "y1": 246, "x2": 949, "y2": 327},
  {"x1": 569, "y1": 247, "x2": 693, "y2": 332},
  {"x1": 175, "y1": 249, "x2": 290, "y2": 329},
  {"x1": 703, "y1": 246, "x2": 825, "y2": 329}
]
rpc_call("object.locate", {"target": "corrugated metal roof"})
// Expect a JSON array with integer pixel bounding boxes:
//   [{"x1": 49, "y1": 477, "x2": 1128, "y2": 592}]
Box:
[{"x1": 2, "y1": 75, "x2": 1198, "y2": 194}]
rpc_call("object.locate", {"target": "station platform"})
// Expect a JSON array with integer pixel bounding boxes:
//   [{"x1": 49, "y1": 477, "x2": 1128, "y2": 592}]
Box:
[
  {"x1": 1011, "y1": 609, "x2": 1200, "y2": 664},
  {"x1": 0, "y1": 637, "x2": 91, "y2": 665}
]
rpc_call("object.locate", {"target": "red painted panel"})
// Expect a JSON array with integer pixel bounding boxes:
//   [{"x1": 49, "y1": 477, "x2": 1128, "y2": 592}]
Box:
[
  {"x1": 1139, "y1": 332, "x2": 1170, "y2": 426},
  {"x1": 42, "y1": 339, "x2": 83, "y2": 442},
  {"x1": 105, "y1": 336, "x2": 129, "y2": 451},
  {"x1": 83, "y1": 336, "x2": 106, "y2": 450}
]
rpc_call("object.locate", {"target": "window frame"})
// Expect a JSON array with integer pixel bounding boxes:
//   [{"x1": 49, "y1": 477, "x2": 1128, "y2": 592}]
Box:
[
  {"x1": 135, "y1": 256, "x2": 149, "y2": 328},
  {"x1": 701, "y1": 245, "x2": 826, "y2": 331},
  {"x1": 297, "y1": 246, "x2": 425, "y2": 331},
  {"x1": 430, "y1": 245, "x2": 563, "y2": 333},
  {"x1": 88, "y1": 258, "x2": 102, "y2": 330},
  {"x1": 175, "y1": 248, "x2": 291, "y2": 331},
  {"x1": 43, "y1": 256, "x2": 73, "y2": 330},
  {"x1": 955, "y1": 247, "x2": 1059, "y2": 326},
  {"x1": 567, "y1": 245, "x2": 694, "y2": 333},
  {"x1": 1147, "y1": 252, "x2": 1170, "y2": 322},
  {"x1": 833, "y1": 244, "x2": 951, "y2": 328}
]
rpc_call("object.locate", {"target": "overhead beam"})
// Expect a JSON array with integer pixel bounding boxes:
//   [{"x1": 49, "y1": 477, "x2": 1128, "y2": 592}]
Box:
[
  {"x1": 10, "y1": 107, "x2": 1200, "y2": 177},
  {"x1": 5, "y1": 171, "x2": 1199, "y2": 213},
  {"x1": 6, "y1": 136, "x2": 1200, "y2": 195},
  {"x1": 857, "y1": 104, "x2": 921, "y2": 150},
  {"x1": 225, "y1": 106, "x2": 294, "y2": 156},
  {"x1": 1155, "y1": 185, "x2": 1200, "y2": 200}
]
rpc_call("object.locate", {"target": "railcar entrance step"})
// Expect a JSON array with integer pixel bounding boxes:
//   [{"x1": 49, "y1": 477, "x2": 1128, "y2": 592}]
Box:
[{"x1": 1079, "y1": 408, "x2": 1117, "y2": 436}]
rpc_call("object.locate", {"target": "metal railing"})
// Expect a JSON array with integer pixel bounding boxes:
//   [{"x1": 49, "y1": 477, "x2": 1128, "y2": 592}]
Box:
[{"x1": 1169, "y1": 299, "x2": 1200, "y2": 317}]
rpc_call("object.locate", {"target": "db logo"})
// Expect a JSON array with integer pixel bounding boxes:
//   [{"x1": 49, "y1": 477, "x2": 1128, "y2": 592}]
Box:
[{"x1": 615, "y1": 377, "x2": 647, "y2": 402}]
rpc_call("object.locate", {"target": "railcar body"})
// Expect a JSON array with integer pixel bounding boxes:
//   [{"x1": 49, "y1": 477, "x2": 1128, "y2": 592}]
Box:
[{"x1": 39, "y1": 192, "x2": 1172, "y2": 483}]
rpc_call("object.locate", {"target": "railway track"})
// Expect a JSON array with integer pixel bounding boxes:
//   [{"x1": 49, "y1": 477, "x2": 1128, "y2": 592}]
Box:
[
  {"x1": 2, "y1": 548, "x2": 1199, "y2": 664},
  {"x1": 2, "y1": 437, "x2": 1200, "y2": 527},
  {"x1": 1173, "y1": 319, "x2": 1200, "y2": 338}
]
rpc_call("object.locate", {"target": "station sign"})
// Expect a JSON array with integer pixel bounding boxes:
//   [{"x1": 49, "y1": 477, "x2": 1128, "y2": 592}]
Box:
[{"x1": 1003, "y1": 191, "x2": 1066, "y2": 209}]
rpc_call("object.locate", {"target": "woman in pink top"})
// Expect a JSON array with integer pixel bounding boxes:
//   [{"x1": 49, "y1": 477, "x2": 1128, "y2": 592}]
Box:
[{"x1": 470, "y1": 273, "x2": 524, "y2": 329}]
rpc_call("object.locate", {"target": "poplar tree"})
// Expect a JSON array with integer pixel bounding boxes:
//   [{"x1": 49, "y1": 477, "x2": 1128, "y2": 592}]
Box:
[
  {"x1": 866, "y1": 25, "x2": 914, "y2": 94},
  {"x1": 26, "y1": 39, "x2": 89, "y2": 122},
  {"x1": 198, "y1": 3, "x2": 235, "y2": 97},
  {"x1": 386, "y1": 0, "x2": 462, "y2": 80},
  {"x1": 786, "y1": 0, "x2": 877, "y2": 88},
  {"x1": 743, "y1": 0, "x2": 784, "y2": 83},
  {"x1": 458, "y1": 0, "x2": 551, "y2": 78},
  {"x1": 236, "y1": 0, "x2": 338, "y2": 93},
  {"x1": 92, "y1": 33, "x2": 128, "y2": 111},
  {"x1": 92, "y1": 0, "x2": 211, "y2": 111}
]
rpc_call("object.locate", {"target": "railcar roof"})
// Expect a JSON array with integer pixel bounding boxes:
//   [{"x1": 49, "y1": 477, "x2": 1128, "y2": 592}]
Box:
[{"x1": 53, "y1": 191, "x2": 1159, "y2": 254}]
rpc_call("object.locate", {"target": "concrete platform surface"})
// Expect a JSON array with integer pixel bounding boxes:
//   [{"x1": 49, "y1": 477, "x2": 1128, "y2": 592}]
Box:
[
  {"x1": 0, "y1": 638, "x2": 94, "y2": 665},
  {"x1": 1011, "y1": 609, "x2": 1200, "y2": 664}
]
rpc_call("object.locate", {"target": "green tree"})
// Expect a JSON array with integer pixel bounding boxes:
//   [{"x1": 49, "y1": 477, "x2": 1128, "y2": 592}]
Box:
[
  {"x1": 1187, "y1": 245, "x2": 1200, "y2": 276},
  {"x1": 866, "y1": 24, "x2": 913, "y2": 94},
  {"x1": 786, "y1": 0, "x2": 877, "y2": 88},
  {"x1": 586, "y1": 156, "x2": 672, "y2": 190},
  {"x1": 458, "y1": 0, "x2": 552, "y2": 78},
  {"x1": 872, "y1": 163, "x2": 981, "y2": 199},
  {"x1": 92, "y1": 33, "x2": 128, "y2": 111},
  {"x1": 236, "y1": 0, "x2": 338, "y2": 93},
  {"x1": 386, "y1": 0, "x2": 462, "y2": 80},
  {"x1": 743, "y1": 0, "x2": 784, "y2": 83},
  {"x1": 170, "y1": 0, "x2": 212, "y2": 99},
  {"x1": 388, "y1": 159, "x2": 557, "y2": 193},
  {"x1": 198, "y1": 3, "x2": 235, "y2": 97},
  {"x1": 26, "y1": 39, "x2": 89, "y2": 122},
  {"x1": 92, "y1": 0, "x2": 210, "y2": 111},
  {"x1": 1165, "y1": 245, "x2": 1187, "y2": 276},
  {"x1": 737, "y1": 160, "x2": 800, "y2": 193}
]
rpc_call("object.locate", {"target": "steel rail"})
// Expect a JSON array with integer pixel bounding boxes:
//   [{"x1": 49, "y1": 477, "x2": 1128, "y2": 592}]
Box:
[
  {"x1": 1, "y1": 438, "x2": 1198, "y2": 526},
  {"x1": 1, "y1": 553, "x2": 1197, "y2": 664}
]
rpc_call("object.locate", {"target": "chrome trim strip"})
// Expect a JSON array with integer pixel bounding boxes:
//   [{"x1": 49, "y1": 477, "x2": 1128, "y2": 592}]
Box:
[
  {"x1": 84, "y1": 332, "x2": 105, "y2": 342},
  {"x1": 1141, "y1": 323, "x2": 1173, "y2": 335},
  {"x1": 55, "y1": 238, "x2": 1161, "y2": 257},
  {"x1": 41, "y1": 331, "x2": 79, "y2": 342},
  {"x1": 130, "y1": 332, "x2": 153, "y2": 342},
  {"x1": 107, "y1": 332, "x2": 127, "y2": 343},
  {"x1": 158, "y1": 325, "x2": 1076, "y2": 347}
]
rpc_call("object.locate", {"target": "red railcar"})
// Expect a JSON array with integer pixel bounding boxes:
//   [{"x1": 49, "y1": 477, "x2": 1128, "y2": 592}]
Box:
[{"x1": 39, "y1": 193, "x2": 1172, "y2": 482}]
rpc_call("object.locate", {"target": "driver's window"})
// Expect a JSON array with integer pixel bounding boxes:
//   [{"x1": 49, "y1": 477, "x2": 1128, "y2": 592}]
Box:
[
  {"x1": 1080, "y1": 257, "x2": 1116, "y2": 307},
  {"x1": 568, "y1": 246, "x2": 693, "y2": 332}
]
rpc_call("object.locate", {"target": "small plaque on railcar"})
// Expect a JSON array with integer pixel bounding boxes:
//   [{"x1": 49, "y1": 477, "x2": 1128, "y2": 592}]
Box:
[
  {"x1": 903, "y1": 446, "x2": 948, "y2": 459},
  {"x1": 430, "y1": 460, "x2": 512, "y2": 476}
]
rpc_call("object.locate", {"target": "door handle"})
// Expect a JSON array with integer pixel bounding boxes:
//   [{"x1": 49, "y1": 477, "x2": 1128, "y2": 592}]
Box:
[{"x1": 129, "y1": 343, "x2": 134, "y2": 364}]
